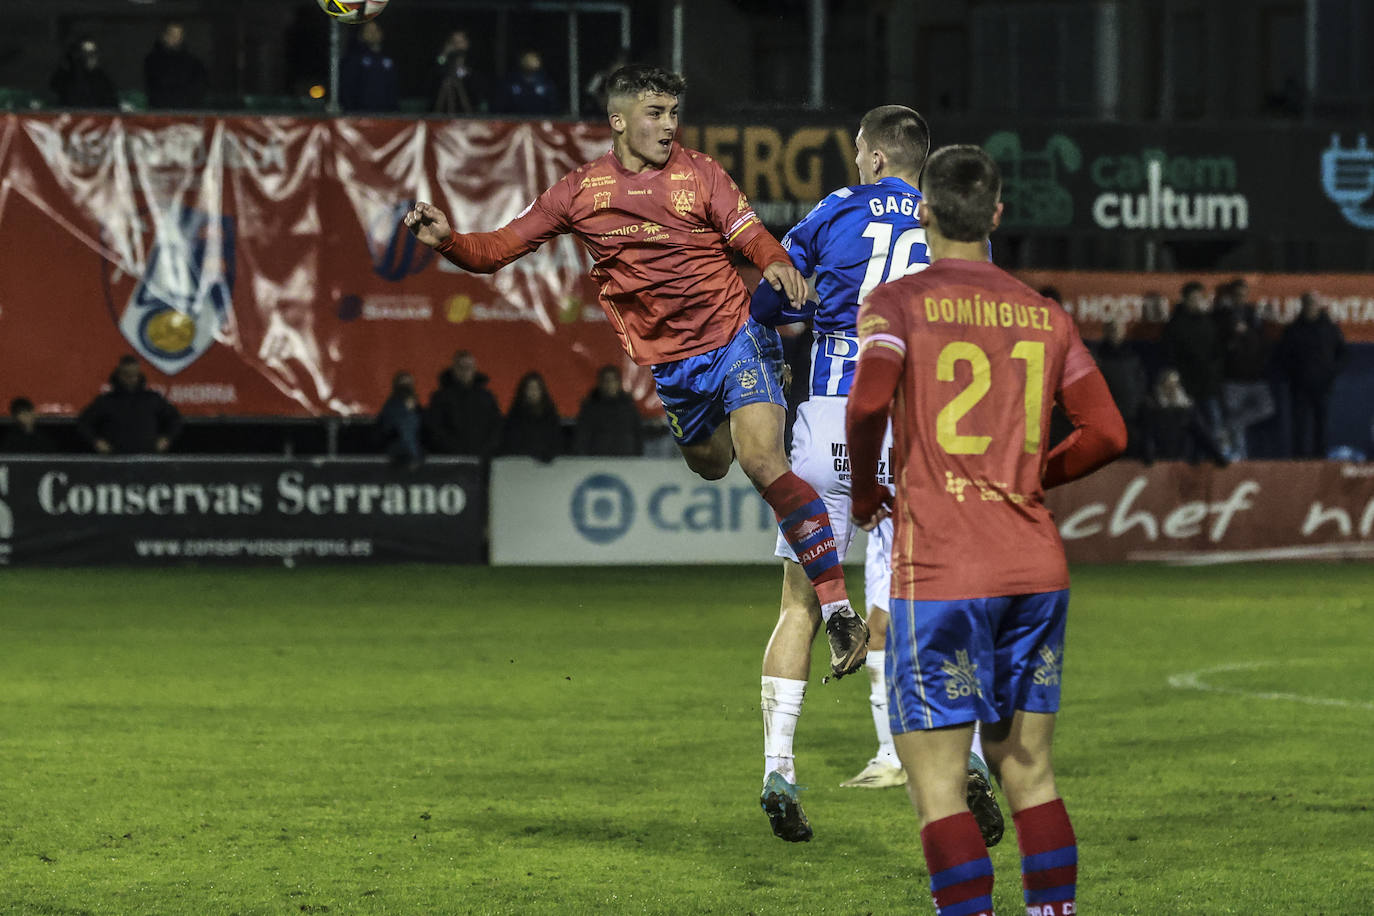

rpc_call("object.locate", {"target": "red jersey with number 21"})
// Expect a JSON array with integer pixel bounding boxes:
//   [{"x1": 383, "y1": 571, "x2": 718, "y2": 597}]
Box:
[
  {"x1": 503, "y1": 143, "x2": 771, "y2": 366},
  {"x1": 856, "y1": 259, "x2": 1097, "y2": 601}
]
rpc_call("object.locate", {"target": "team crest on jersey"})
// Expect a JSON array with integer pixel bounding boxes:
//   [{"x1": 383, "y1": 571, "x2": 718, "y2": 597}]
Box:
[
  {"x1": 1032, "y1": 643, "x2": 1063, "y2": 686},
  {"x1": 594, "y1": 190, "x2": 612, "y2": 210},
  {"x1": 671, "y1": 189, "x2": 696, "y2": 213},
  {"x1": 670, "y1": 171, "x2": 693, "y2": 181},
  {"x1": 942, "y1": 650, "x2": 984, "y2": 700},
  {"x1": 737, "y1": 367, "x2": 759, "y2": 390}
]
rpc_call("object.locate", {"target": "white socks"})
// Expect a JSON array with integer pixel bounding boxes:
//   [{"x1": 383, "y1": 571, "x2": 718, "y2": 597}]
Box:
[
  {"x1": 819, "y1": 599, "x2": 849, "y2": 623},
  {"x1": 761, "y1": 675, "x2": 806, "y2": 782},
  {"x1": 865, "y1": 650, "x2": 900, "y2": 764}
]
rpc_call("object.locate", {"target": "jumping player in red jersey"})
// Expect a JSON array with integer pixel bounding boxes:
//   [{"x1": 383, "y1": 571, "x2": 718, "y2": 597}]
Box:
[
  {"x1": 846, "y1": 145, "x2": 1126, "y2": 916},
  {"x1": 402, "y1": 64, "x2": 868, "y2": 800}
]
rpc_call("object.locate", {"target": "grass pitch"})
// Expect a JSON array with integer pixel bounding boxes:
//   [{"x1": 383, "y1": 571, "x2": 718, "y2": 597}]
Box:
[{"x1": 1, "y1": 563, "x2": 1371, "y2": 915}]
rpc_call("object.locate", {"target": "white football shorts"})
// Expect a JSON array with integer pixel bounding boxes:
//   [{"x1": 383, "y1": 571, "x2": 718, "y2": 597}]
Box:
[{"x1": 774, "y1": 396, "x2": 894, "y2": 611}]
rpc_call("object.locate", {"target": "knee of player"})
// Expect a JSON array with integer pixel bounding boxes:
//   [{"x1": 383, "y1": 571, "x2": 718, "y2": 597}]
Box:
[{"x1": 690, "y1": 459, "x2": 732, "y2": 481}]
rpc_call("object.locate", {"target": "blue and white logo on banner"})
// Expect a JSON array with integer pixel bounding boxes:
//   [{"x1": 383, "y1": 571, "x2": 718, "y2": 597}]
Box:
[
  {"x1": 571, "y1": 473, "x2": 635, "y2": 543},
  {"x1": 1320, "y1": 134, "x2": 1374, "y2": 230}
]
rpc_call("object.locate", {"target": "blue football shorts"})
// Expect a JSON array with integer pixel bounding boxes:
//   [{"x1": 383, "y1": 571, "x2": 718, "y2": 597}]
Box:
[
  {"x1": 885, "y1": 589, "x2": 1070, "y2": 734},
  {"x1": 650, "y1": 317, "x2": 786, "y2": 445}
]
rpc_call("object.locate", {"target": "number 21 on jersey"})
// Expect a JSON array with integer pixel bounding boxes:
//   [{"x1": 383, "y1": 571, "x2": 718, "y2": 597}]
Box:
[{"x1": 935, "y1": 340, "x2": 1045, "y2": 455}]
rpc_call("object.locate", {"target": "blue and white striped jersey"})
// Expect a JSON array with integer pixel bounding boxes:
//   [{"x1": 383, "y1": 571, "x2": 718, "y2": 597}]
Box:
[{"x1": 783, "y1": 176, "x2": 930, "y2": 397}]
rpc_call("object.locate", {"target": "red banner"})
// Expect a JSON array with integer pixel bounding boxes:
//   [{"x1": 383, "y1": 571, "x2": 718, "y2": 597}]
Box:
[
  {"x1": 0, "y1": 113, "x2": 653, "y2": 418},
  {"x1": 1016, "y1": 270, "x2": 1374, "y2": 342},
  {"x1": 1045, "y1": 460, "x2": 1374, "y2": 564}
]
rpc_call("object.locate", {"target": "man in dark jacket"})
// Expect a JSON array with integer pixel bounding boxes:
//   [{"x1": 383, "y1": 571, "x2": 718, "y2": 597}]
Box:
[
  {"x1": 1092, "y1": 319, "x2": 1147, "y2": 458},
  {"x1": 1161, "y1": 280, "x2": 1224, "y2": 446},
  {"x1": 573, "y1": 365, "x2": 643, "y2": 456},
  {"x1": 50, "y1": 37, "x2": 118, "y2": 108},
  {"x1": 1279, "y1": 291, "x2": 1349, "y2": 458},
  {"x1": 77, "y1": 356, "x2": 182, "y2": 454},
  {"x1": 425, "y1": 350, "x2": 502, "y2": 457},
  {"x1": 144, "y1": 21, "x2": 209, "y2": 109},
  {"x1": 339, "y1": 21, "x2": 399, "y2": 113}
]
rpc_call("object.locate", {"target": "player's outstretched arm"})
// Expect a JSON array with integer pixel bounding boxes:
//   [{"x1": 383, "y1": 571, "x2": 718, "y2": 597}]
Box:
[
  {"x1": 1042, "y1": 369, "x2": 1128, "y2": 489},
  {"x1": 402, "y1": 199, "x2": 538, "y2": 275},
  {"x1": 846, "y1": 351, "x2": 901, "y2": 530}
]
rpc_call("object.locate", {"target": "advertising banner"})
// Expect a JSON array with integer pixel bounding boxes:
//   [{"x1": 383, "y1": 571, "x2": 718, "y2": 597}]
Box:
[
  {"x1": 1045, "y1": 460, "x2": 1374, "y2": 564},
  {"x1": 0, "y1": 456, "x2": 485, "y2": 565},
  {"x1": 489, "y1": 456, "x2": 880, "y2": 566},
  {"x1": 0, "y1": 113, "x2": 641, "y2": 420},
  {"x1": 1013, "y1": 270, "x2": 1374, "y2": 343}
]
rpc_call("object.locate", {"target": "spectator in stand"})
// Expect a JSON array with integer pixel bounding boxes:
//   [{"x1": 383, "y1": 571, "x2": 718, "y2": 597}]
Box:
[
  {"x1": 1, "y1": 397, "x2": 57, "y2": 453},
  {"x1": 498, "y1": 371, "x2": 562, "y2": 462},
  {"x1": 144, "y1": 21, "x2": 209, "y2": 109},
  {"x1": 425, "y1": 350, "x2": 502, "y2": 458},
  {"x1": 1219, "y1": 287, "x2": 1274, "y2": 460},
  {"x1": 1161, "y1": 280, "x2": 1225, "y2": 449},
  {"x1": 339, "y1": 21, "x2": 398, "y2": 113},
  {"x1": 51, "y1": 37, "x2": 118, "y2": 109},
  {"x1": 1092, "y1": 319, "x2": 1148, "y2": 459},
  {"x1": 1141, "y1": 367, "x2": 1229, "y2": 466},
  {"x1": 497, "y1": 49, "x2": 558, "y2": 116},
  {"x1": 432, "y1": 29, "x2": 486, "y2": 114},
  {"x1": 1278, "y1": 291, "x2": 1349, "y2": 458},
  {"x1": 77, "y1": 355, "x2": 182, "y2": 454},
  {"x1": 573, "y1": 365, "x2": 643, "y2": 456},
  {"x1": 378, "y1": 370, "x2": 423, "y2": 469}
]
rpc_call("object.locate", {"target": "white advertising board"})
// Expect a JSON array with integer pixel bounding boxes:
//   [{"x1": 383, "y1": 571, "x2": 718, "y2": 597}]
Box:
[{"x1": 490, "y1": 457, "x2": 868, "y2": 565}]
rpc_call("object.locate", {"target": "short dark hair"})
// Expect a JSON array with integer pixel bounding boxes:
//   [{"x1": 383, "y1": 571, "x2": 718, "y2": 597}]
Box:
[
  {"x1": 859, "y1": 105, "x2": 930, "y2": 175},
  {"x1": 921, "y1": 145, "x2": 1001, "y2": 243},
  {"x1": 605, "y1": 65, "x2": 686, "y2": 113},
  {"x1": 1181, "y1": 280, "x2": 1204, "y2": 298},
  {"x1": 10, "y1": 396, "x2": 33, "y2": 416}
]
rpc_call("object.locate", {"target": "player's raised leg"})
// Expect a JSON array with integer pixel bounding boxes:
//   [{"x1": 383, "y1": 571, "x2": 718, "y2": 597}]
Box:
[{"x1": 731, "y1": 400, "x2": 866, "y2": 672}]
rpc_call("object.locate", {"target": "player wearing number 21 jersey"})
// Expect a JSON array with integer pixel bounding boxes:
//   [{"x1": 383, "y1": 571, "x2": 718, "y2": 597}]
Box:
[{"x1": 847, "y1": 144, "x2": 1125, "y2": 916}]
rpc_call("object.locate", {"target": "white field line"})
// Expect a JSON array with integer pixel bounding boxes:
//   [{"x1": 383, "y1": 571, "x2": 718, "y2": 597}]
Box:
[
  {"x1": 1167, "y1": 661, "x2": 1374, "y2": 711},
  {"x1": 1129, "y1": 543, "x2": 1374, "y2": 565}
]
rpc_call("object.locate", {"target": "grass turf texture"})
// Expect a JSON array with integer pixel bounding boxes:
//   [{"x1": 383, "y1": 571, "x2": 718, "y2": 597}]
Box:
[{"x1": 1, "y1": 564, "x2": 1371, "y2": 915}]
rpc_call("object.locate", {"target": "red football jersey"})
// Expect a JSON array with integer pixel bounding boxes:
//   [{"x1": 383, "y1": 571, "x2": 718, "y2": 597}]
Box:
[
  {"x1": 856, "y1": 258, "x2": 1097, "y2": 600},
  {"x1": 503, "y1": 143, "x2": 773, "y2": 365}
]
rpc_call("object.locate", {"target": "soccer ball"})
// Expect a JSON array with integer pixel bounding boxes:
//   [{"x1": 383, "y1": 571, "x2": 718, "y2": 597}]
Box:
[{"x1": 317, "y1": 0, "x2": 388, "y2": 24}]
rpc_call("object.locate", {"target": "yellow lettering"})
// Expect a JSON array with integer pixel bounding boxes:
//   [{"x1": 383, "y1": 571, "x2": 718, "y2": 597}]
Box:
[
  {"x1": 940, "y1": 298, "x2": 956, "y2": 322},
  {"x1": 982, "y1": 301, "x2": 998, "y2": 326},
  {"x1": 702, "y1": 126, "x2": 739, "y2": 175},
  {"x1": 925, "y1": 297, "x2": 941, "y2": 322},
  {"x1": 1029, "y1": 308, "x2": 1043, "y2": 330},
  {"x1": 784, "y1": 127, "x2": 829, "y2": 201},
  {"x1": 956, "y1": 298, "x2": 974, "y2": 325},
  {"x1": 742, "y1": 126, "x2": 785, "y2": 203},
  {"x1": 1040, "y1": 307, "x2": 1053, "y2": 331},
  {"x1": 1000, "y1": 302, "x2": 1013, "y2": 327},
  {"x1": 1015, "y1": 304, "x2": 1030, "y2": 327}
]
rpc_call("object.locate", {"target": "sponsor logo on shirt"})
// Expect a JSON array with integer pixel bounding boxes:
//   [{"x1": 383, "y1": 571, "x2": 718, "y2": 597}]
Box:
[
  {"x1": 580, "y1": 174, "x2": 616, "y2": 189},
  {"x1": 670, "y1": 171, "x2": 693, "y2": 181}
]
